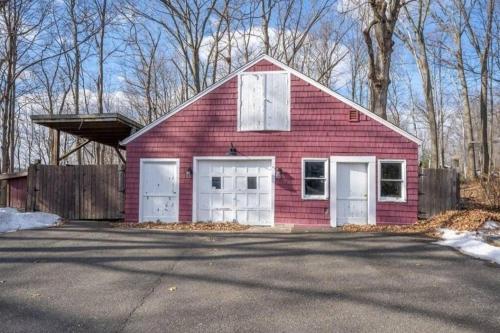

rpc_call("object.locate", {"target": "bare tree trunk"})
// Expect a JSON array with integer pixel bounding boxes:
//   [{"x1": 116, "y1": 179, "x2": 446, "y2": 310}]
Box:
[
  {"x1": 455, "y1": 32, "x2": 476, "y2": 178},
  {"x1": 95, "y1": 0, "x2": 108, "y2": 165},
  {"x1": 463, "y1": 0, "x2": 495, "y2": 174},
  {"x1": 398, "y1": 0, "x2": 439, "y2": 167},
  {"x1": 362, "y1": 0, "x2": 405, "y2": 119},
  {"x1": 260, "y1": 0, "x2": 271, "y2": 54},
  {"x1": 69, "y1": 0, "x2": 82, "y2": 164}
]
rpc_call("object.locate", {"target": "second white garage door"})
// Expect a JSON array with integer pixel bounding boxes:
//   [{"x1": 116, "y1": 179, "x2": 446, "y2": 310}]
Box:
[{"x1": 195, "y1": 158, "x2": 274, "y2": 226}]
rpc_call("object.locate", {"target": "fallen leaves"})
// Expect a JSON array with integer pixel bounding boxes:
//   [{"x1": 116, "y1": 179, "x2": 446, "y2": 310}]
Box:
[
  {"x1": 113, "y1": 221, "x2": 250, "y2": 232},
  {"x1": 168, "y1": 286, "x2": 177, "y2": 292},
  {"x1": 341, "y1": 209, "x2": 500, "y2": 238}
]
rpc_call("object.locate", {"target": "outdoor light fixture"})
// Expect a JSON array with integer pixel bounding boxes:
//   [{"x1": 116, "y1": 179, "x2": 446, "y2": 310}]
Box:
[
  {"x1": 226, "y1": 143, "x2": 237, "y2": 156},
  {"x1": 275, "y1": 168, "x2": 283, "y2": 179},
  {"x1": 186, "y1": 167, "x2": 193, "y2": 178}
]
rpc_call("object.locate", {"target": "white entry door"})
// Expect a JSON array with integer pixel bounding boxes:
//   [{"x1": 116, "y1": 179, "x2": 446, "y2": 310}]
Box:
[
  {"x1": 140, "y1": 159, "x2": 179, "y2": 222},
  {"x1": 195, "y1": 159, "x2": 273, "y2": 226},
  {"x1": 336, "y1": 162, "x2": 368, "y2": 225}
]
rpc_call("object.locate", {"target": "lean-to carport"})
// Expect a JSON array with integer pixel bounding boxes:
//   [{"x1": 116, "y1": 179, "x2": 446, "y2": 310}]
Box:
[{"x1": 30, "y1": 113, "x2": 142, "y2": 164}]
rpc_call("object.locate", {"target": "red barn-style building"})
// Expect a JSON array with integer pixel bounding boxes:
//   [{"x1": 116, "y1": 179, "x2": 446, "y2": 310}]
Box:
[{"x1": 121, "y1": 55, "x2": 421, "y2": 227}]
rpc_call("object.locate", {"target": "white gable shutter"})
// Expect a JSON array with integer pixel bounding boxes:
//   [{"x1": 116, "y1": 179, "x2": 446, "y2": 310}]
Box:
[
  {"x1": 264, "y1": 73, "x2": 290, "y2": 130},
  {"x1": 239, "y1": 73, "x2": 265, "y2": 131}
]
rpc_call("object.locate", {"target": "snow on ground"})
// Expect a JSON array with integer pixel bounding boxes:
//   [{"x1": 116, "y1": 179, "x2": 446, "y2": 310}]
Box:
[
  {"x1": 436, "y1": 228, "x2": 500, "y2": 265},
  {"x1": 0, "y1": 208, "x2": 61, "y2": 233}
]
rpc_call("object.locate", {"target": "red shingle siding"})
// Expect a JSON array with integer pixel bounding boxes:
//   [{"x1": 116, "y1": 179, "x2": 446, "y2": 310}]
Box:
[{"x1": 125, "y1": 60, "x2": 419, "y2": 225}]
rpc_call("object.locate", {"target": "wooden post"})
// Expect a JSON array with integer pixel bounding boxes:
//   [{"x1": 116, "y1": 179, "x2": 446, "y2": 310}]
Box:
[
  {"x1": 114, "y1": 147, "x2": 126, "y2": 164},
  {"x1": 51, "y1": 130, "x2": 60, "y2": 165}
]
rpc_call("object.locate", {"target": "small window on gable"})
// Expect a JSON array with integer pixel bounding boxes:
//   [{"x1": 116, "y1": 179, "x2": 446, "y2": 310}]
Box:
[
  {"x1": 378, "y1": 160, "x2": 406, "y2": 202},
  {"x1": 239, "y1": 72, "x2": 290, "y2": 131},
  {"x1": 302, "y1": 159, "x2": 329, "y2": 200}
]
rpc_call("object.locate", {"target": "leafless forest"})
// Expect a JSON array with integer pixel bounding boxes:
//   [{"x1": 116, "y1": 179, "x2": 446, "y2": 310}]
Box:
[{"x1": 0, "y1": 0, "x2": 498, "y2": 178}]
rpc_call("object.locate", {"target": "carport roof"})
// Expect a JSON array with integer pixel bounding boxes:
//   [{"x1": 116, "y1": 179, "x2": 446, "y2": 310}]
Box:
[{"x1": 31, "y1": 113, "x2": 143, "y2": 147}]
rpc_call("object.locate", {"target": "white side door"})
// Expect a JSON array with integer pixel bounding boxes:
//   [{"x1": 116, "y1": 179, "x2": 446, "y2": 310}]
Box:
[
  {"x1": 140, "y1": 159, "x2": 179, "y2": 222},
  {"x1": 336, "y1": 162, "x2": 368, "y2": 225}
]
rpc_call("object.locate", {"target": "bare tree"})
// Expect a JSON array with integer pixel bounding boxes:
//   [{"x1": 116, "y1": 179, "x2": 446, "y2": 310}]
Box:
[
  {"x1": 362, "y1": 0, "x2": 406, "y2": 119},
  {"x1": 434, "y1": 0, "x2": 477, "y2": 178},
  {"x1": 122, "y1": 21, "x2": 180, "y2": 124},
  {"x1": 0, "y1": 0, "x2": 51, "y2": 172},
  {"x1": 397, "y1": 0, "x2": 439, "y2": 168},
  {"x1": 126, "y1": 0, "x2": 218, "y2": 95},
  {"x1": 462, "y1": 0, "x2": 495, "y2": 174}
]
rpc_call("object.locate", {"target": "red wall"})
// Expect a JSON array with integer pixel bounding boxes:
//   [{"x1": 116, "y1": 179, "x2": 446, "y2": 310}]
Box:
[
  {"x1": 8, "y1": 177, "x2": 27, "y2": 210},
  {"x1": 125, "y1": 60, "x2": 419, "y2": 225}
]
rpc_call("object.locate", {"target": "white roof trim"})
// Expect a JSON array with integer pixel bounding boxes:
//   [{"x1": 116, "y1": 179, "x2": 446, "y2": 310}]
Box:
[{"x1": 121, "y1": 54, "x2": 422, "y2": 146}]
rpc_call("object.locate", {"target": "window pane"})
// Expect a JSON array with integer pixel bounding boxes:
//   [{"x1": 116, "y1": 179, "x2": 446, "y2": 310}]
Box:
[
  {"x1": 381, "y1": 181, "x2": 402, "y2": 198},
  {"x1": 305, "y1": 161, "x2": 325, "y2": 178},
  {"x1": 305, "y1": 179, "x2": 325, "y2": 196},
  {"x1": 381, "y1": 162, "x2": 402, "y2": 180},
  {"x1": 211, "y1": 177, "x2": 221, "y2": 190},
  {"x1": 247, "y1": 177, "x2": 257, "y2": 190}
]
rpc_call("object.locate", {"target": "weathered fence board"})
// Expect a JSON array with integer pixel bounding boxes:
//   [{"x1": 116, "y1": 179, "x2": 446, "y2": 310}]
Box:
[
  {"x1": 26, "y1": 164, "x2": 124, "y2": 220},
  {"x1": 418, "y1": 168, "x2": 460, "y2": 219}
]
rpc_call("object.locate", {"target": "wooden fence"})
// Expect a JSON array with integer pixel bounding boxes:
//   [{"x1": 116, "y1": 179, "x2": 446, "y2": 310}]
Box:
[
  {"x1": 26, "y1": 164, "x2": 125, "y2": 220},
  {"x1": 418, "y1": 168, "x2": 460, "y2": 219}
]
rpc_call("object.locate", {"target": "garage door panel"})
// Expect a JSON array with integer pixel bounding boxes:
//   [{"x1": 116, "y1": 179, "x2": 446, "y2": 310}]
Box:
[
  {"x1": 248, "y1": 210, "x2": 259, "y2": 223},
  {"x1": 235, "y1": 176, "x2": 246, "y2": 191},
  {"x1": 212, "y1": 209, "x2": 223, "y2": 222},
  {"x1": 259, "y1": 176, "x2": 270, "y2": 191},
  {"x1": 223, "y1": 193, "x2": 233, "y2": 207},
  {"x1": 223, "y1": 210, "x2": 235, "y2": 222},
  {"x1": 260, "y1": 194, "x2": 271, "y2": 208},
  {"x1": 199, "y1": 176, "x2": 211, "y2": 192},
  {"x1": 199, "y1": 194, "x2": 210, "y2": 209},
  {"x1": 247, "y1": 193, "x2": 258, "y2": 208},
  {"x1": 198, "y1": 209, "x2": 211, "y2": 221},
  {"x1": 223, "y1": 176, "x2": 233, "y2": 190},
  {"x1": 196, "y1": 159, "x2": 273, "y2": 225},
  {"x1": 259, "y1": 210, "x2": 271, "y2": 221},
  {"x1": 212, "y1": 193, "x2": 223, "y2": 207},
  {"x1": 236, "y1": 193, "x2": 246, "y2": 206}
]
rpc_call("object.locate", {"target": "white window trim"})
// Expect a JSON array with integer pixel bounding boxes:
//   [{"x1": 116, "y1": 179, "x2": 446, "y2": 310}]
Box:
[
  {"x1": 330, "y1": 156, "x2": 376, "y2": 227},
  {"x1": 237, "y1": 71, "x2": 291, "y2": 132},
  {"x1": 301, "y1": 158, "x2": 329, "y2": 200},
  {"x1": 139, "y1": 158, "x2": 180, "y2": 223},
  {"x1": 378, "y1": 159, "x2": 407, "y2": 203}
]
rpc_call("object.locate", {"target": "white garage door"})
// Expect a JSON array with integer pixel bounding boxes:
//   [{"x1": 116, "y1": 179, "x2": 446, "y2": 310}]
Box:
[
  {"x1": 195, "y1": 159, "x2": 273, "y2": 226},
  {"x1": 140, "y1": 159, "x2": 179, "y2": 222}
]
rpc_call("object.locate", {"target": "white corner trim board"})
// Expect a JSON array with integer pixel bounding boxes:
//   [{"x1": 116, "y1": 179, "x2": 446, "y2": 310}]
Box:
[{"x1": 121, "y1": 54, "x2": 422, "y2": 146}]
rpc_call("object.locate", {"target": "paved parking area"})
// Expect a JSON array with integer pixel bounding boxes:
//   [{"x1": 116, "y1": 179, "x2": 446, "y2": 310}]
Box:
[{"x1": 0, "y1": 221, "x2": 499, "y2": 333}]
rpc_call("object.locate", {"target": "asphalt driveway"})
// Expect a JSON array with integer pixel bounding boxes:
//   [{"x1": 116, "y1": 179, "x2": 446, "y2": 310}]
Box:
[{"x1": 0, "y1": 222, "x2": 498, "y2": 333}]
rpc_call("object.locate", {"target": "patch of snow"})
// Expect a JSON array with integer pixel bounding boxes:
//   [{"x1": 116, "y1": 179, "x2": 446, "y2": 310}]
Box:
[
  {"x1": 0, "y1": 208, "x2": 61, "y2": 233},
  {"x1": 436, "y1": 228, "x2": 500, "y2": 264},
  {"x1": 482, "y1": 220, "x2": 500, "y2": 230}
]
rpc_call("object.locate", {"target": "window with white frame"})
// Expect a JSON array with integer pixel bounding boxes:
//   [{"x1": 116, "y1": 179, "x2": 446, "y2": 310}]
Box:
[
  {"x1": 302, "y1": 159, "x2": 328, "y2": 199},
  {"x1": 238, "y1": 72, "x2": 290, "y2": 131},
  {"x1": 378, "y1": 160, "x2": 406, "y2": 202}
]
